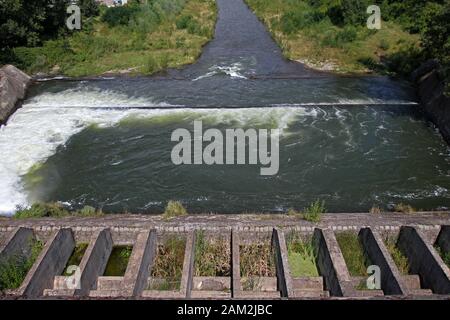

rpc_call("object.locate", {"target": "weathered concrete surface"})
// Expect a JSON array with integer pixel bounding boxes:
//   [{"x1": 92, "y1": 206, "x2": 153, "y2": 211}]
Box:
[
  {"x1": 359, "y1": 228, "x2": 406, "y2": 295},
  {"x1": 122, "y1": 229, "x2": 157, "y2": 296},
  {"x1": 18, "y1": 228, "x2": 74, "y2": 298},
  {"x1": 313, "y1": 228, "x2": 349, "y2": 297},
  {"x1": 412, "y1": 60, "x2": 450, "y2": 144},
  {"x1": 398, "y1": 226, "x2": 450, "y2": 294},
  {"x1": 0, "y1": 65, "x2": 31, "y2": 125},
  {"x1": 1, "y1": 212, "x2": 448, "y2": 237},
  {"x1": 180, "y1": 231, "x2": 196, "y2": 298},
  {"x1": 0, "y1": 227, "x2": 34, "y2": 265},
  {"x1": 231, "y1": 230, "x2": 242, "y2": 296},
  {"x1": 272, "y1": 228, "x2": 293, "y2": 297},
  {"x1": 76, "y1": 228, "x2": 113, "y2": 295}
]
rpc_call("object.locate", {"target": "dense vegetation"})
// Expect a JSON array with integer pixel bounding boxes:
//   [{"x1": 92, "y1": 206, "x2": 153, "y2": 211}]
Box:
[
  {"x1": 0, "y1": 0, "x2": 217, "y2": 76},
  {"x1": 246, "y1": 0, "x2": 449, "y2": 92}
]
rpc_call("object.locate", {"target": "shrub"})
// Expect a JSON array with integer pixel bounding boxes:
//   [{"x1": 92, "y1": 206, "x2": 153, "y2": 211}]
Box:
[
  {"x1": 14, "y1": 202, "x2": 70, "y2": 219},
  {"x1": 101, "y1": 5, "x2": 140, "y2": 27},
  {"x1": 163, "y1": 200, "x2": 187, "y2": 219},
  {"x1": 302, "y1": 200, "x2": 325, "y2": 223}
]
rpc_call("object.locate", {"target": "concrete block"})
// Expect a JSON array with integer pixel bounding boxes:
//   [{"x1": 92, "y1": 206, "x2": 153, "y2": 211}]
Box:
[
  {"x1": 398, "y1": 226, "x2": 450, "y2": 294},
  {"x1": 18, "y1": 228, "x2": 75, "y2": 298},
  {"x1": 359, "y1": 228, "x2": 406, "y2": 295},
  {"x1": 272, "y1": 228, "x2": 293, "y2": 297},
  {"x1": 76, "y1": 228, "x2": 113, "y2": 296},
  {"x1": 180, "y1": 231, "x2": 196, "y2": 298},
  {"x1": 313, "y1": 228, "x2": 350, "y2": 297},
  {"x1": 122, "y1": 229, "x2": 157, "y2": 296}
]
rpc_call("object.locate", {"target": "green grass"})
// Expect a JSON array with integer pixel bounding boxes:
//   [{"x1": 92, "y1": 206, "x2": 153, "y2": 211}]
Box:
[
  {"x1": 62, "y1": 243, "x2": 89, "y2": 276},
  {"x1": 149, "y1": 235, "x2": 186, "y2": 290},
  {"x1": 103, "y1": 245, "x2": 133, "y2": 277},
  {"x1": 194, "y1": 231, "x2": 230, "y2": 277},
  {"x1": 244, "y1": 0, "x2": 420, "y2": 74},
  {"x1": 335, "y1": 232, "x2": 370, "y2": 277},
  {"x1": 384, "y1": 237, "x2": 410, "y2": 275},
  {"x1": 286, "y1": 237, "x2": 319, "y2": 277},
  {"x1": 12, "y1": 0, "x2": 217, "y2": 77},
  {"x1": 0, "y1": 239, "x2": 44, "y2": 291},
  {"x1": 14, "y1": 203, "x2": 104, "y2": 219},
  {"x1": 163, "y1": 201, "x2": 188, "y2": 220}
]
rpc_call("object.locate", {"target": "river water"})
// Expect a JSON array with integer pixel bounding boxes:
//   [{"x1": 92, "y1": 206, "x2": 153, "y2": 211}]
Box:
[{"x1": 1, "y1": 0, "x2": 449, "y2": 214}]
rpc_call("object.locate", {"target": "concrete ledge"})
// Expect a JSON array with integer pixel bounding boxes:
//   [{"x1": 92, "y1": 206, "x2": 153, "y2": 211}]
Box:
[
  {"x1": 272, "y1": 228, "x2": 293, "y2": 297},
  {"x1": 398, "y1": 226, "x2": 450, "y2": 294},
  {"x1": 77, "y1": 228, "x2": 113, "y2": 295},
  {"x1": 122, "y1": 229, "x2": 157, "y2": 296},
  {"x1": 359, "y1": 228, "x2": 406, "y2": 295},
  {"x1": 18, "y1": 228, "x2": 75, "y2": 298},
  {"x1": 231, "y1": 230, "x2": 241, "y2": 296},
  {"x1": 180, "y1": 231, "x2": 196, "y2": 298},
  {"x1": 313, "y1": 228, "x2": 349, "y2": 296}
]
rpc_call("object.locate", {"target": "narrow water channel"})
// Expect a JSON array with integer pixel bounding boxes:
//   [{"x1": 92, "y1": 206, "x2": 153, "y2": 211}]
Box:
[{"x1": 0, "y1": 0, "x2": 449, "y2": 214}]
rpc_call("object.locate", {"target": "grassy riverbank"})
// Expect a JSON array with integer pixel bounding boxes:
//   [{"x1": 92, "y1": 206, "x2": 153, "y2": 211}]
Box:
[
  {"x1": 8, "y1": 0, "x2": 217, "y2": 77},
  {"x1": 244, "y1": 0, "x2": 447, "y2": 79}
]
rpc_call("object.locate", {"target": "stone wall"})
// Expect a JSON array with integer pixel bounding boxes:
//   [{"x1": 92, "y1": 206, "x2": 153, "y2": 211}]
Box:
[
  {"x1": 0, "y1": 65, "x2": 31, "y2": 125},
  {"x1": 412, "y1": 60, "x2": 450, "y2": 144}
]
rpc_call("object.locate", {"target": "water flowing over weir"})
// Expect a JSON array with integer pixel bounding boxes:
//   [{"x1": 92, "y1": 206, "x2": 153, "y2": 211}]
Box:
[{"x1": 1, "y1": 0, "x2": 450, "y2": 215}]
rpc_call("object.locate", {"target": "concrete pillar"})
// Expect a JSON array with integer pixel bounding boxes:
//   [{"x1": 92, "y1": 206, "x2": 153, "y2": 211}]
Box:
[
  {"x1": 75, "y1": 228, "x2": 113, "y2": 296},
  {"x1": 231, "y1": 229, "x2": 241, "y2": 297},
  {"x1": 180, "y1": 231, "x2": 196, "y2": 298},
  {"x1": 18, "y1": 228, "x2": 75, "y2": 298},
  {"x1": 122, "y1": 229, "x2": 157, "y2": 296},
  {"x1": 359, "y1": 228, "x2": 406, "y2": 295},
  {"x1": 313, "y1": 228, "x2": 351, "y2": 296},
  {"x1": 0, "y1": 227, "x2": 35, "y2": 265},
  {"x1": 272, "y1": 228, "x2": 293, "y2": 298},
  {"x1": 398, "y1": 226, "x2": 450, "y2": 294}
]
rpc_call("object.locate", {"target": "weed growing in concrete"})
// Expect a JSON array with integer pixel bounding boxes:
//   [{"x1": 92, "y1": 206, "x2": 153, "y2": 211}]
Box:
[
  {"x1": 393, "y1": 203, "x2": 416, "y2": 214},
  {"x1": 0, "y1": 239, "x2": 43, "y2": 291},
  {"x1": 369, "y1": 206, "x2": 382, "y2": 214},
  {"x1": 194, "y1": 231, "x2": 230, "y2": 277},
  {"x1": 286, "y1": 200, "x2": 325, "y2": 222},
  {"x1": 335, "y1": 232, "x2": 371, "y2": 277},
  {"x1": 150, "y1": 235, "x2": 186, "y2": 290},
  {"x1": 163, "y1": 201, "x2": 188, "y2": 220},
  {"x1": 384, "y1": 237, "x2": 410, "y2": 274},
  {"x1": 302, "y1": 200, "x2": 326, "y2": 223}
]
